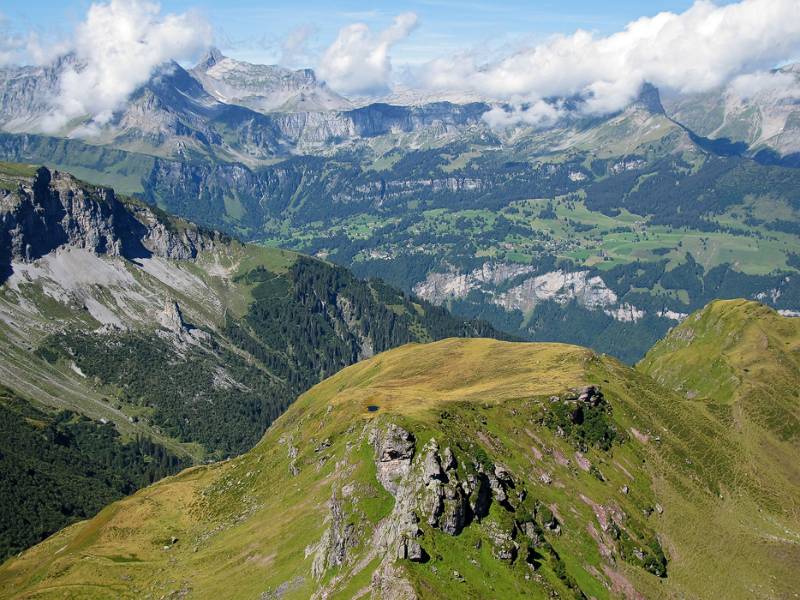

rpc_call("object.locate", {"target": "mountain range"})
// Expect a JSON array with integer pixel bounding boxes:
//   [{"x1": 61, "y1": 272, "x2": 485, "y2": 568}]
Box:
[
  {"x1": 1, "y1": 50, "x2": 798, "y2": 362},
  {"x1": 0, "y1": 45, "x2": 798, "y2": 593}
]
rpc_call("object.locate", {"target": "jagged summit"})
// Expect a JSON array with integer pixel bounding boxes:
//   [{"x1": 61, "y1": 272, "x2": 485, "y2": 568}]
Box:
[
  {"x1": 0, "y1": 166, "x2": 215, "y2": 281},
  {"x1": 198, "y1": 46, "x2": 226, "y2": 69},
  {"x1": 631, "y1": 82, "x2": 666, "y2": 115}
]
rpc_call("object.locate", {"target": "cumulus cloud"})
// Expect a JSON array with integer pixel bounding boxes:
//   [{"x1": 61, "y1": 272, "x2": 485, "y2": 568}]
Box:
[
  {"x1": 482, "y1": 100, "x2": 566, "y2": 130},
  {"x1": 420, "y1": 0, "x2": 800, "y2": 126},
  {"x1": 317, "y1": 12, "x2": 418, "y2": 95},
  {"x1": 41, "y1": 0, "x2": 211, "y2": 133}
]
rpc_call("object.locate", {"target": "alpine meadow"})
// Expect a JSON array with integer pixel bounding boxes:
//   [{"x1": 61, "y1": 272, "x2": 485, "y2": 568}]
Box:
[{"x1": 0, "y1": 1, "x2": 799, "y2": 598}]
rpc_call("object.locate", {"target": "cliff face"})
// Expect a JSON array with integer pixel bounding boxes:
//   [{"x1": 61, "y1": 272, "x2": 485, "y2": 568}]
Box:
[{"x1": 0, "y1": 166, "x2": 214, "y2": 279}]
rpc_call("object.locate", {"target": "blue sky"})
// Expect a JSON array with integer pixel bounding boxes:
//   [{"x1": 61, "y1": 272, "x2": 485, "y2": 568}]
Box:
[
  {"x1": 5, "y1": 0, "x2": 794, "y2": 128},
  {"x1": 5, "y1": 0, "x2": 731, "y2": 67}
]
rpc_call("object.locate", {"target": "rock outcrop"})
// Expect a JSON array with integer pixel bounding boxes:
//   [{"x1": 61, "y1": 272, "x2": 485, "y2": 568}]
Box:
[
  {"x1": 0, "y1": 167, "x2": 216, "y2": 282},
  {"x1": 372, "y1": 424, "x2": 416, "y2": 495},
  {"x1": 158, "y1": 300, "x2": 189, "y2": 333},
  {"x1": 367, "y1": 421, "x2": 535, "y2": 587}
]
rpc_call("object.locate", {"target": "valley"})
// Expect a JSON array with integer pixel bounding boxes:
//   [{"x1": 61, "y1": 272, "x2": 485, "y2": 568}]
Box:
[
  {"x1": 2, "y1": 53, "x2": 799, "y2": 361},
  {"x1": 2, "y1": 3, "x2": 800, "y2": 596}
]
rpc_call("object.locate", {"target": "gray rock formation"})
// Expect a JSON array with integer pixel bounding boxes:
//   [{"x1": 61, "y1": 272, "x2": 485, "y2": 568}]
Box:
[
  {"x1": 371, "y1": 424, "x2": 416, "y2": 495},
  {"x1": 578, "y1": 385, "x2": 604, "y2": 407},
  {"x1": 0, "y1": 55, "x2": 76, "y2": 130},
  {"x1": 310, "y1": 490, "x2": 357, "y2": 579},
  {"x1": 0, "y1": 167, "x2": 216, "y2": 281},
  {"x1": 158, "y1": 300, "x2": 188, "y2": 333},
  {"x1": 190, "y1": 48, "x2": 351, "y2": 114}
]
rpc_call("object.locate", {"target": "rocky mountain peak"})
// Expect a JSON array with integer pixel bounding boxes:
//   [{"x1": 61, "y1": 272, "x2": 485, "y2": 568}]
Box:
[
  {"x1": 631, "y1": 82, "x2": 665, "y2": 115},
  {"x1": 197, "y1": 47, "x2": 226, "y2": 70},
  {"x1": 0, "y1": 166, "x2": 217, "y2": 282}
]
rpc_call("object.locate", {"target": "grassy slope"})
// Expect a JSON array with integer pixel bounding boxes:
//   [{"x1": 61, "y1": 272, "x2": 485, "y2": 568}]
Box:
[
  {"x1": 638, "y1": 299, "x2": 800, "y2": 535},
  {"x1": 2, "y1": 318, "x2": 799, "y2": 598}
]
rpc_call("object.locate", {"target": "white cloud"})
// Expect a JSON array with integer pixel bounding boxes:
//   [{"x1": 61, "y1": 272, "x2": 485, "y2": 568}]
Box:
[
  {"x1": 482, "y1": 100, "x2": 566, "y2": 130},
  {"x1": 41, "y1": 0, "x2": 211, "y2": 133},
  {"x1": 728, "y1": 70, "x2": 800, "y2": 101},
  {"x1": 419, "y1": 0, "x2": 800, "y2": 126},
  {"x1": 317, "y1": 12, "x2": 418, "y2": 95}
]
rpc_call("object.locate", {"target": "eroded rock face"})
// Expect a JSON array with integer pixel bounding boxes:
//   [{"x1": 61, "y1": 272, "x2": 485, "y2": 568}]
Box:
[
  {"x1": 370, "y1": 562, "x2": 418, "y2": 600},
  {"x1": 310, "y1": 490, "x2": 358, "y2": 579},
  {"x1": 422, "y1": 439, "x2": 444, "y2": 483},
  {"x1": 372, "y1": 424, "x2": 416, "y2": 495},
  {"x1": 372, "y1": 425, "x2": 515, "y2": 548},
  {"x1": 439, "y1": 480, "x2": 469, "y2": 536},
  {"x1": 316, "y1": 422, "x2": 579, "y2": 597},
  {"x1": 158, "y1": 300, "x2": 188, "y2": 333},
  {"x1": 0, "y1": 167, "x2": 215, "y2": 282}
]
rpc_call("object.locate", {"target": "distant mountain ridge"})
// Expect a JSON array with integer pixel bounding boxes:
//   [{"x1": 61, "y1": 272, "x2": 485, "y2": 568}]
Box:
[
  {"x1": 190, "y1": 47, "x2": 352, "y2": 113},
  {"x1": 2, "y1": 51, "x2": 798, "y2": 163}
]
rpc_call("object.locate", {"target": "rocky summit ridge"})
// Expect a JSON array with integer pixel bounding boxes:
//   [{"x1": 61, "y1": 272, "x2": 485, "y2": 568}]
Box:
[{"x1": 0, "y1": 166, "x2": 219, "y2": 280}]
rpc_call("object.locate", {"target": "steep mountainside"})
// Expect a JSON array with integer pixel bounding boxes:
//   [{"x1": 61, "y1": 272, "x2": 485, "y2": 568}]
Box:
[
  {"x1": 664, "y1": 63, "x2": 800, "y2": 165},
  {"x1": 2, "y1": 301, "x2": 798, "y2": 598},
  {"x1": 2, "y1": 54, "x2": 800, "y2": 362},
  {"x1": 0, "y1": 162, "x2": 505, "y2": 560}
]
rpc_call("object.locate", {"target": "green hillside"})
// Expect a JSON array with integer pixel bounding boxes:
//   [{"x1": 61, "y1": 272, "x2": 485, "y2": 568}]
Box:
[
  {"x1": 2, "y1": 301, "x2": 798, "y2": 599},
  {"x1": 0, "y1": 164, "x2": 506, "y2": 562}
]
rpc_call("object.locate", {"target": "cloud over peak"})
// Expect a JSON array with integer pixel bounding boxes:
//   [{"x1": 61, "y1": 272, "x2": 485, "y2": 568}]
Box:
[
  {"x1": 317, "y1": 12, "x2": 419, "y2": 96},
  {"x1": 420, "y1": 0, "x2": 800, "y2": 125},
  {"x1": 42, "y1": 0, "x2": 211, "y2": 133}
]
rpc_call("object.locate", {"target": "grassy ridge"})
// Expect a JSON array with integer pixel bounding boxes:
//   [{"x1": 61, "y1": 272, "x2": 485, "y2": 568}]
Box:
[{"x1": 2, "y1": 304, "x2": 798, "y2": 598}]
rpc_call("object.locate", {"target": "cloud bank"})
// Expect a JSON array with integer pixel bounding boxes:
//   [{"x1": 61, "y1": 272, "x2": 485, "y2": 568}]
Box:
[
  {"x1": 317, "y1": 12, "x2": 418, "y2": 95},
  {"x1": 420, "y1": 0, "x2": 800, "y2": 125},
  {"x1": 728, "y1": 69, "x2": 800, "y2": 101},
  {"x1": 42, "y1": 0, "x2": 211, "y2": 133}
]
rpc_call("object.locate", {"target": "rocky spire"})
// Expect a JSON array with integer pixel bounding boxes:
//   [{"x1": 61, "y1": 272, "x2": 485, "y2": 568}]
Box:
[
  {"x1": 197, "y1": 47, "x2": 225, "y2": 70},
  {"x1": 632, "y1": 82, "x2": 665, "y2": 115},
  {"x1": 158, "y1": 299, "x2": 188, "y2": 333}
]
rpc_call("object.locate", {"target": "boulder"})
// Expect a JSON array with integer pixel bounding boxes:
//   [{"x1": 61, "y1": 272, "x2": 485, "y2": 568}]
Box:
[{"x1": 578, "y1": 385, "x2": 604, "y2": 407}]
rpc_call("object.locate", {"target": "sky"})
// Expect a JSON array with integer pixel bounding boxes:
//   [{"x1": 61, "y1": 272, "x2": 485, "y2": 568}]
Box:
[
  {"x1": 3, "y1": 1, "x2": 738, "y2": 67},
  {"x1": 2, "y1": 0, "x2": 799, "y2": 131}
]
